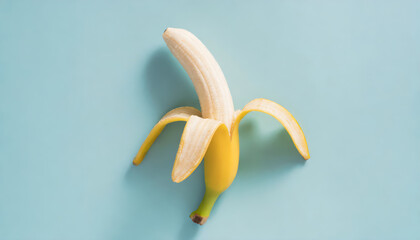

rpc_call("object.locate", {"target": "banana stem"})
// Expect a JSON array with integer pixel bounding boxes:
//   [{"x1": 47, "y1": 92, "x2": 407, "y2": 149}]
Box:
[{"x1": 190, "y1": 189, "x2": 220, "y2": 225}]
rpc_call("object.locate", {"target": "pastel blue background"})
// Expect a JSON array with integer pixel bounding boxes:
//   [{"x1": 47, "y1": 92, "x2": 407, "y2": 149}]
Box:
[{"x1": 1, "y1": 0, "x2": 419, "y2": 239}]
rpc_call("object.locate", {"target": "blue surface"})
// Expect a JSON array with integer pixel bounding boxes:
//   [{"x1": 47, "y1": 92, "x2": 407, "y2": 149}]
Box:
[{"x1": 1, "y1": 1, "x2": 419, "y2": 239}]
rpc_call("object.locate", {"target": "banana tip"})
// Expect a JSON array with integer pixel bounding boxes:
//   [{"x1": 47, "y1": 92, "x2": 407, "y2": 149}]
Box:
[
  {"x1": 132, "y1": 158, "x2": 140, "y2": 166},
  {"x1": 172, "y1": 176, "x2": 182, "y2": 183},
  {"x1": 190, "y1": 214, "x2": 207, "y2": 225}
]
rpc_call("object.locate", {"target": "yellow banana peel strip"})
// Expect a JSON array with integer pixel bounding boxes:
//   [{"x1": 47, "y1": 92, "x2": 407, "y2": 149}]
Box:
[
  {"x1": 172, "y1": 116, "x2": 225, "y2": 183},
  {"x1": 133, "y1": 107, "x2": 201, "y2": 165},
  {"x1": 233, "y1": 98, "x2": 310, "y2": 160}
]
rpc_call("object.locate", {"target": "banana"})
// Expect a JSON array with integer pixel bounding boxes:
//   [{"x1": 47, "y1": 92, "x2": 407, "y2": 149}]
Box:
[{"x1": 133, "y1": 28, "x2": 310, "y2": 225}]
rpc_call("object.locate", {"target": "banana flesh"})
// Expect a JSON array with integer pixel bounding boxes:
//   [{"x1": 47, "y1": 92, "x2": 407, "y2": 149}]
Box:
[{"x1": 163, "y1": 28, "x2": 235, "y2": 129}]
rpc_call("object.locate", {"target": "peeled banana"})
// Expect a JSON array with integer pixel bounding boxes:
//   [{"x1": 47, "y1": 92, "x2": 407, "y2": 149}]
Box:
[{"x1": 133, "y1": 28, "x2": 310, "y2": 225}]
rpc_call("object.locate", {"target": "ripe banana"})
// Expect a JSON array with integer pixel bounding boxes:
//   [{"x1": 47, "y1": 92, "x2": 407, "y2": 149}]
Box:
[{"x1": 133, "y1": 28, "x2": 310, "y2": 225}]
